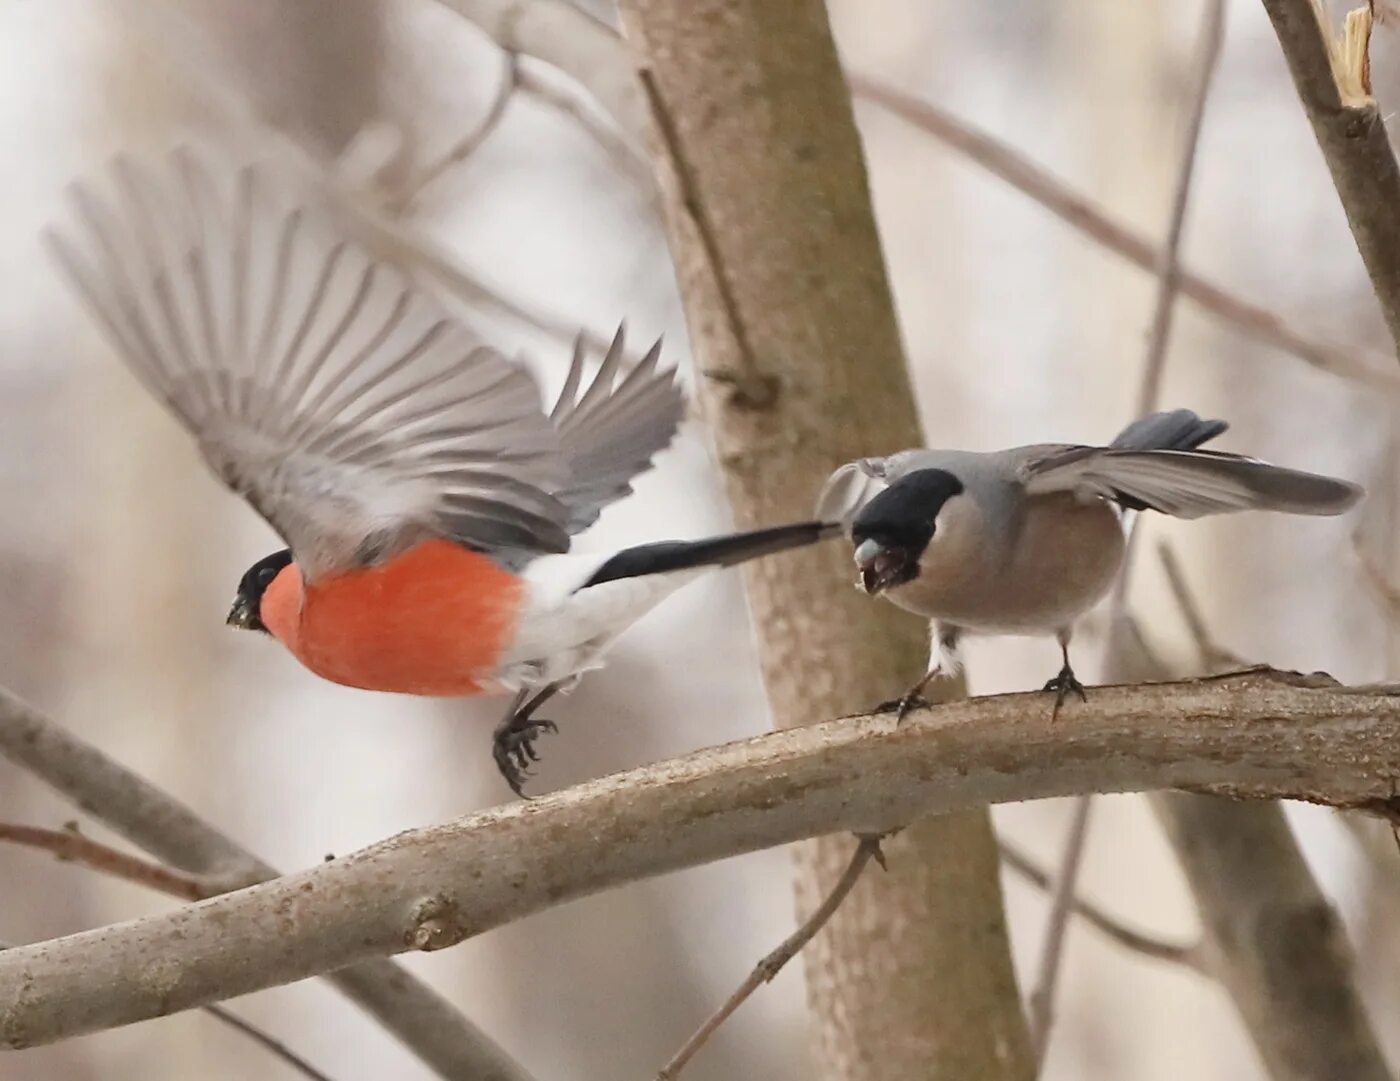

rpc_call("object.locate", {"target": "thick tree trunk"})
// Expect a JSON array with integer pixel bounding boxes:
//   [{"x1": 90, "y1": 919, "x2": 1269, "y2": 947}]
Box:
[{"x1": 613, "y1": 3, "x2": 1033, "y2": 1077}]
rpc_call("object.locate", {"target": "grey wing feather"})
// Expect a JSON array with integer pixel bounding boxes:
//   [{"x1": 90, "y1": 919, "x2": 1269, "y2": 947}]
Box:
[
  {"x1": 549, "y1": 326, "x2": 685, "y2": 533},
  {"x1": 1109, "y1": 409, "x2": 1228, "y2": 452},
  {"x1": 46, "y1": 147, "x2": 572, "y2": 576},
  {"x1": 1023, "y1": 447, "x2": 1363, "y2": 518}
]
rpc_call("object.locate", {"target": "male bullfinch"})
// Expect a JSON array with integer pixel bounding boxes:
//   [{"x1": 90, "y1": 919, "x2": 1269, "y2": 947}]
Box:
[
  {"x1": 817, "y1": 410, "x2": 1362, "y2": 715},
  {"x1": 48, "y1": 148, "x2": 837, "y2": 795}
]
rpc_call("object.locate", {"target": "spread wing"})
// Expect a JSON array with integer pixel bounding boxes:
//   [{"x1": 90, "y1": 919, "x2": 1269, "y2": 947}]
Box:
[
  {"x1": 549, "y1": 326, "x2": 684, "y2": 533},
  {"x1": 1020, "y1": 446, "x2": 1362, "y2": 518},
  {"x1": 46, "y1": 148, "x2": 575, "y2": 578}
]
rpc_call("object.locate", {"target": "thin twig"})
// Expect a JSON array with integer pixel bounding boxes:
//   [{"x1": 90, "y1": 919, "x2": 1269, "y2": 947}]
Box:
[
  {"x1": 998, "y1": 841, "x2": 1205, "y2": 970},
  {"x1": 1034, "y1": 9, "x2": 1227, "y2": 1063},
  {"x1": 1158, "y1": 541, "x2": 1252, "y2": 672},
  {"x1": 656, "y1": 835, "x2": 884, "y2": 1080},
  {"x1": 848, "y1": 73, "x2": 1400, "y2": 394},
  {"x1": 0, "y1": 822, "x2": 209, "y2": 901},
  {"x1": 1352, "y1": 528, "x2": 1400, "y2": 613},
  {"x1": 392, "y1": 51, "x2": 521, "y2": 214},
  {"x1": 0, "y1": 687, "x2": 534, "y2": 1081},
  {"x1": 1138, "y1": 0, "x2": 1228, "y2": 414},
  {"x1": 1026, "y1": 795, "x2": 1094, "y2": 1063},
  {"x1": 204, "y1": 1005, "x2": 337, "y2": 1081},
  {"x1": 515, "y1": 63, "x2": 656, "y2": 191},
  {"x1": 121, "y1": 0, "x2": 604, "y2": 362}
]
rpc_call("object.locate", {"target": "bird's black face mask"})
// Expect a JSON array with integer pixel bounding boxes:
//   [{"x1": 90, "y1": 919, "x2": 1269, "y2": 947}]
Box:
[
  {"x1": 227, "y1": 549, "x2": 293, "y2": 634},
  {"x1": 849, "y1": 469, "x2": 963, "y2": 594}
]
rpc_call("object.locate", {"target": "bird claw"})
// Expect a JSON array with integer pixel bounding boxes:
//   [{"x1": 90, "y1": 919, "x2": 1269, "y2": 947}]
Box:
[
  {"x1": 874, "y1": 690, "x2": 929, "y2": 722},
  {"x1": 1042, "y1": 665, "x2": 1087, "y2": 718},
  {"x1": 492, "y1": 716, "x2": 560, "y2": 798}
]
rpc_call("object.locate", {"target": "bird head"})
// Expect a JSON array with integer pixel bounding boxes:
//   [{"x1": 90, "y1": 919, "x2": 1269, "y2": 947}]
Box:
[
  {"x1": 227, "y1": 549, "x2": 293, "y2": 634},
  {"x1": 848, "y1": 468, "x2": 964, "y2": 595}
]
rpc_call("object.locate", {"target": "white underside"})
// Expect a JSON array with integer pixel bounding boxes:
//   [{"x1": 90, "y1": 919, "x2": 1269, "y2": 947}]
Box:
[{"x1": 490, "y1": 552, "x2": 706, "y2": 692}]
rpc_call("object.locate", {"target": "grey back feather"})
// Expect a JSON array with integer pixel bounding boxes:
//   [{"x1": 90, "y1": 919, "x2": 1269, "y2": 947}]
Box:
[{"x1": 818, "y1": 409, "x2": 1362, "y2": 525}]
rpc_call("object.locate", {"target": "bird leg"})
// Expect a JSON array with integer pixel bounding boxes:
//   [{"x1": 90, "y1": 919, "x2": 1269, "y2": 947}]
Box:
[
  {"x1": 877, "y1": 624, "x2": 962, "y2": 721},
  {"x1": 1042, "y1": 632, "x2": 1087, "y2": 719},
  {"x1": 492, "y1": 683, "x2": 562, "y2": 798}
]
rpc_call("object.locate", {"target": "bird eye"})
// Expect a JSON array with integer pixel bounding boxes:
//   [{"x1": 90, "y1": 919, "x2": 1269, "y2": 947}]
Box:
[{"x1": 257, "y1": 567, "x2": 278, "y2": 587}]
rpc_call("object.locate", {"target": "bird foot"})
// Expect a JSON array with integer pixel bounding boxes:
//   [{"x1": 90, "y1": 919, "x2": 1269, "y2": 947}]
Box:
[
  {"x1": 874, "y1": 688, "x2": 930, "y2": 722},
  {"x1": 492, "y1": 715, "x2": 560, "y2": 798},
  {"x1": 1042, "y1": 665, "x2": 1088, "y2": 719}
]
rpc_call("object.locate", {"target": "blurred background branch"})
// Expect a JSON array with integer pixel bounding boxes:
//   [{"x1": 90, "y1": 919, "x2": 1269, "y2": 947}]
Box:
[{"x1": 0, "y1": 688, "x2": 536, "y2": 1081}]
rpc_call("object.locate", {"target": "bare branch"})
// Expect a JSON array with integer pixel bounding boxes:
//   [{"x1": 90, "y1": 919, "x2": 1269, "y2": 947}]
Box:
[
  {"x1": 848, "y1": 73, "x2": 1400, "y2": 393},
  {"x1": 1353, "y1": 528, "x2": 1400, "y2": 614},
  {"x1": 1037, "y1": 9, "x2": 1226, "y2": 1059},
  {"x1": 1026, "y1": 795, "x2": 1094, "y2": 1065},
  {"x1": 428, "y1": 0, "x2": 648, "y2": 144},
  {"x1": 1158, "y1": 542, "x2": 1252, "y2": 672},
  {"x1": 1260, "y1": 0, "x2": 1400, "y2": 352},
  {"x1": 120, "y1": 0, "x2": 607, "y2": 358},
  {"x1": 391, "y1": 51, "x2": 520, "y2": 214},
  {"x1": 204, "y1": 1005, "x2": 338, "y2": 1081},
  {"x1": 0, "y1": 822, "x2": 209, "y2": 901},
  {"x1": 1138, "y1": 0, "x2": 1227, "y2": 414},
  {"x1": 0, "y1": 688, "x2": 535, "y2": 1081},
  {"x1": 657, "y1": 834, "x2": 884, "y2": 1080},
  {"x1": 515, "y1": 64, "x2": 655, "y2": 189},
  {"x1": 416, "y1": 0, "x2": 1400, "y2": 388},
  {"x1": 998, "y1": 841, "x2": 1204, "y2": 970},
  {"x1": 0, "y1": 939, "x2": 338, "y2": 1081},
  {"x1": 3, "y1": 670, "x2": 1400, "y2": 1048}
]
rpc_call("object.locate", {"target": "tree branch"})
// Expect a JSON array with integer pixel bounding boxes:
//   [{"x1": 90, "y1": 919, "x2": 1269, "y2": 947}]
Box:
[
  {"x1": 120, "y1": 0, "x2": 611, "y2": 360},
  {"x1": 423, "y1": 0, "x2": 1400, "y2": 391},
  {"x1": 1159, "y1": 542, "x2": 1252, "y2": 672},
  {"x1": 848, "y1": 73, "x2": 1400, "y2": 393},
  {"x1": 997, "y1": 841, "x2": 1205, "y2": 970},
  {"x1": 1026, "y1": 794, "x2": 1095, "y2": 1064},
  {"x1": 1137, "y1": 0, "x2": 1227, "y2": 414},
  {"x1": 1033, "y1": 6, "x2": 1226, "y2": 1059},
  {"x1": 3, "y1": 670, "x2": 1400, "y2": 1048},
  {"x1": 1260, "y1": 0, "x2": 1400, "y2": 351},
  {"x1": 203, "y1": 1005, "x2": 338, "y2": 1081},
  {"x1": 656, "y1": 835, "x2": 885, "y2": 1080},
  {"x1": 391, "y1": 50, "x2": 520, "y2": 214},
  {"x1": 0, "y1": 688, "x2": 534, "y2": 1081},
  {"x1": 0, "y1": 822, "x2": 209, "y2": 901},
  {"x1": 429, "y1": 0, "x2": 648, "y2": 144}
]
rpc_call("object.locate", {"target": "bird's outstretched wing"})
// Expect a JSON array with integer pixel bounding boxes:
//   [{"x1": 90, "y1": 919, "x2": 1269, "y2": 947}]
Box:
[
  {"x1": 48, "y1": 148, "x2": 585, "y2": 577},
  {"x1": 549, "y1": 327, "x2": 684, "y2": 534},
  {"x1": 1020, "y1": 446, "x2": 1362, "y2": 518}
]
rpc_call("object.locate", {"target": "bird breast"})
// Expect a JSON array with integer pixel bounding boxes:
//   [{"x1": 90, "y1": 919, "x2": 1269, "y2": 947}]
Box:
[
  {"x1": 885, "y1": 492, "x2": 1124, "y2": 634},
  {"x1": 265, "y1": 540, "x2": 526, "y2": 696}
]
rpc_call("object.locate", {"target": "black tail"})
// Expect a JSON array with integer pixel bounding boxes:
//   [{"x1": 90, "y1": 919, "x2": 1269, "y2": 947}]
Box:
[
  {"x1": 1110, "y1": 409, "x2": 1227, "y2": 452},
  {"x1": 582, "y1": 520, "x2": 840, "y2": 588}
]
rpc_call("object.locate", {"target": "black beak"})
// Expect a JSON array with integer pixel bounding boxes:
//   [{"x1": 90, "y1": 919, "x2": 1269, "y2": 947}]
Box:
[
  {"x1": 854, "y1": 539, "x2": 910, "y2": 595},
  {"x1": 226, "y1": 595, "x2": 258, "y2": 630}
]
